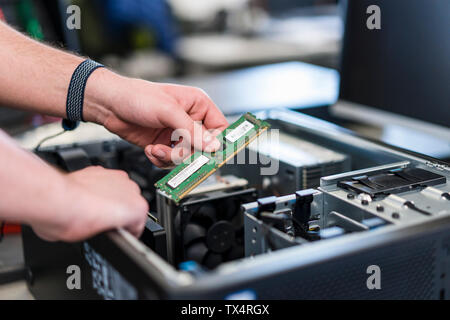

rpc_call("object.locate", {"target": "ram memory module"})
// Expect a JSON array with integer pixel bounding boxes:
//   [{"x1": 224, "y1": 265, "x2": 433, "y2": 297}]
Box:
[{"x1": 155, "y1": 113, "x2": 271, "y2": 203}]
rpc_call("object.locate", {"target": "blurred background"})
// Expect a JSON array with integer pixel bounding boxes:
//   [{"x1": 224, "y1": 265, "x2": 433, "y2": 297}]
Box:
[
  {"x1": 0, "y1": 0, "x2": 448, "y2": 159},
  {"x1": 0, "y1": 0, "x2": 341, "y2": 134}
]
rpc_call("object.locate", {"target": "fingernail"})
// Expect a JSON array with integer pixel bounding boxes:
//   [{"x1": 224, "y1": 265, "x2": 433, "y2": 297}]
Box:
[
  {"x1": 204, "y1": 138, "x2": 220, "y2": 153},
  {"x1": 145, "y1": 147, "x2": 154, "y2": 160},
  {"x1": 152, "y1": 149, "x2": 166, "y2": 159}
]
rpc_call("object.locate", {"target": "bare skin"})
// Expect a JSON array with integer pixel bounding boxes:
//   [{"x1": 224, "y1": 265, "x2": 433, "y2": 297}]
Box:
[{"x1": 0, "y1": 21, "x2": 228, "y2": 241}]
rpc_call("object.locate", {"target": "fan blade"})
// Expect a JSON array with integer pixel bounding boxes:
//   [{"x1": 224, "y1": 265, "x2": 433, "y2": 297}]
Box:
[
  {"x1": 183, "y1": 223, "x2": 206, "y2": 245},
  {"x1": 192, "y1": 204, "x2": 217, "y2": 227},
  {"x1": 225, "y1": 245, "x2": 244, "y2": 261},
  {"x1": 185, "y1": 242, "x2": 209, "y2": 264},
  {"x1": 206, "y1": 221, "x2": 235, "y2": 254},
  {"x1": 203, "y1": 252, "x2": 223, "y2": 269},
  {"x1": 218, "y1": 199, "x2": 239, "y2": 220}
]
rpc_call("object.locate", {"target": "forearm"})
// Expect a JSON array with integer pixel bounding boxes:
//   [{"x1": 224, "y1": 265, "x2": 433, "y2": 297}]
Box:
[
  {"x1": 0, "y1": 130, "x2": 67, "y2": 227},
  {"x1": 0, "y1": 130, "x2": 148, "y2": 241},
  {"x1": 0, "y1": 21, "x2": 120, "y2": 124},
  {"x1": 0, "y1": 21, "x2": 228, "y2": 167}
]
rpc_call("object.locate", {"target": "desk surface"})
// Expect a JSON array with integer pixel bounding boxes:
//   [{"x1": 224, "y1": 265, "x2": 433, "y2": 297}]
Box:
[{"x1": 0, "y1": 281, "x2": 33, "y2": 300}]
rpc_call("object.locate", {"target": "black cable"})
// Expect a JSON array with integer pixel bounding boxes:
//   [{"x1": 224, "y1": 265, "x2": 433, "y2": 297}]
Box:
[
  {"x1": 291, "y1": 216, "x2": 312, "y2": 241},
  {"x1": 34, "y1": 130, "x2": 66, "y2": 152},
  {"x1": 404, "y1": 201, "x2": 433, "y2": 216}
]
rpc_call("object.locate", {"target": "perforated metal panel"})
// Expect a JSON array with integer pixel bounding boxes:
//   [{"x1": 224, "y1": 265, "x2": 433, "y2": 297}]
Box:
[{"x1": 251, "y1": 235, "x2": 438, "y2": 299}]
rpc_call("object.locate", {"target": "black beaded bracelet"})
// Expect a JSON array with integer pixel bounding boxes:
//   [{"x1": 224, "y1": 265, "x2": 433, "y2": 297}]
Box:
[{"x1": 66, "y1": 59, "x2": 104, "y2": 122}]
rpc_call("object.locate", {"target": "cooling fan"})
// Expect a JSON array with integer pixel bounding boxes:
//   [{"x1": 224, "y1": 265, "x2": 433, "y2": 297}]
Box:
[{"x1": 177, "y1": 196, "x2": 251, "y2": 269}]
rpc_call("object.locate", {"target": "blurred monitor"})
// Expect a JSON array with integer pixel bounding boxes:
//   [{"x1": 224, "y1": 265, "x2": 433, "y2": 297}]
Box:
[{"x1": 338, "y1": 0, "x2": 450, "y2": 129}]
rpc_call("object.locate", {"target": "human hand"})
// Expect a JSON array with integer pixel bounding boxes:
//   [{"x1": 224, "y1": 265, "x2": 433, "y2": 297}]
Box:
[
  {"x1": 84, "y1": 71, "x2": 229, "y2": 168},
  {"x1": 31, "y1": 166, "x2": 148, "y2": 242}
]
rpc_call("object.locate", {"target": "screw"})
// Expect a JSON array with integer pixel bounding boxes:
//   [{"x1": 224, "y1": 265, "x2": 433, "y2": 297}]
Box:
[{"x1": 392, "y1": 212, "x2": 400, "y2": 219}]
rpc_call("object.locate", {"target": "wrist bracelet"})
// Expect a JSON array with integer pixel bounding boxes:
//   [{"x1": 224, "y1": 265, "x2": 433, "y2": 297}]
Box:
[{"x1": 66, "y1": 59, "x2": 104, "y2": 122}]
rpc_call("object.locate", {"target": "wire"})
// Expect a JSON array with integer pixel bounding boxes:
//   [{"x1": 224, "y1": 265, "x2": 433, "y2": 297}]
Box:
[
  {"x1": 291, "y1": 217, "x2": 311, "y2": 241},
  {"x1": 34, "y1": 130, "x2": 67, "y2": 152}
]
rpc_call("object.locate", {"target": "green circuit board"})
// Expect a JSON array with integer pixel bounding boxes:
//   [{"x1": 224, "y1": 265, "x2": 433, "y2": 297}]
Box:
[{"x1": 155, "y1": 113, "x2": 271, "y2": 203}]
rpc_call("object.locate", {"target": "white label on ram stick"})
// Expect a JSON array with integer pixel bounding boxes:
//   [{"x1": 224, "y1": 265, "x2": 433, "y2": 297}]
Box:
[
  {"x1": 167, "y1": 155, "x2": 210, "y2": 189},
  {"x1": 225, "y1": 120, "x2": 254, "y2": 143}
]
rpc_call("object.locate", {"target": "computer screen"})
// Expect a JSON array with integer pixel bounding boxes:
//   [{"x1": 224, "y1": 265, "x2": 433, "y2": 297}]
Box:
[{"x1": 340, "y1": 0, "x2": 450, "y2": 128}]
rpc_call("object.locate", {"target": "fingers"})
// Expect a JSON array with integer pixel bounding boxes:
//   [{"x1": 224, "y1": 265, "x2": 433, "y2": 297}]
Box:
[
  {"x1": 146, "y1": 113, "x2": 226, "y2": 169},
  {"x1": 67, "y1": 167, "x2": 149, "y2": 241},
  {"x1": 149, "y1": 127, "x2": 173, "y2": 147},
  {"x1": 146, "y1": 156, "x2": 172, "y2": 169},
  {"x1": 123, "y1": 200, "x2": 148, "y2": 238},
  {"x1": 145, "y1": 144, "x2": 191, "y2": 168},
  {"x1": 182, "y1": 88, "x2": 228, "y2": 139},
  {"x1": 125, "y1": 217, "x2": 147, "y2": 238},
  {"x1": 161, "y1": 107, "x2": 221, "y2": 153},
  {"x1": 145, "y1": 144, "x2": 173, "y2": 168},
  {"x1": 105, "y1": 186, "x2": 148, "y2": 239},
  {"x1": 196, "y1": 91, "x2": 229, "y2": 132},
  {"x1": 129, "y1": 84, "x2": 230, "y2": 168}
]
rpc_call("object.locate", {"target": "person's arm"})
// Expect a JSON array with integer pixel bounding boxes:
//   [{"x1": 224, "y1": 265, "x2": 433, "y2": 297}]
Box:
[
  {"x1": 0, "y1": 21, "x2": 228, "y2": 167},
  {"x1": 0, "y1": 130, "x2": 148, "y2": 242},
  {"x1": 0, "y1": 21, "x2": 228, "y2": 242}
]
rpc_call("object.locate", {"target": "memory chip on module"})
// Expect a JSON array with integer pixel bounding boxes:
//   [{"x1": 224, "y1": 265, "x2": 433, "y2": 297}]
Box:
[{"x1": 155, "y1": 113, "x2": 271, "y2": 203}]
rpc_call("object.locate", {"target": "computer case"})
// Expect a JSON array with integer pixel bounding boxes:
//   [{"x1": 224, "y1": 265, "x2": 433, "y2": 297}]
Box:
[{"x1": 22, "y1": 109, "x2": 450, "y2": 300}]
